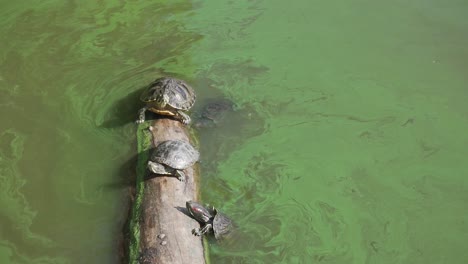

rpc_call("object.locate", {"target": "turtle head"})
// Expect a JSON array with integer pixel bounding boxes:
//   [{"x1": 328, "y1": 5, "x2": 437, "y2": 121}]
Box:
[
  {"x1": 186, "y1": 201, "x2": 213, "y2": 224},
  {"x1": 141, "y1": 84, "x2": 167, "y2": 107},
  {"x1": 159, "y1": 93, "x2": 169, "y2": 107},
  {"x1": 150, "y1": 88, "x2": 167, "y2": 108},
  {"x1": 147, "y1": 161, "x2": 166, "y2": 174}
]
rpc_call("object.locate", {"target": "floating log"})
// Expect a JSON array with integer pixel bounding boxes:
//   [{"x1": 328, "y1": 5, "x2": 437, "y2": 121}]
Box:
[{"x1": 133, "y1": 118, "x2": 206, "y2": 264}]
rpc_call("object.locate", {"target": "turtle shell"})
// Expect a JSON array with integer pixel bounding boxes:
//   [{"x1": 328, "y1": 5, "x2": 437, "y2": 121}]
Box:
[
  {"x1": 140, "y1": 77, "x2": 196, "y2": 110},
  {"x1": 151, "y1": 140, "x2": 199, "y2": 170},
  {"x1": 212, "y1": 209, "x2": 234, "y2": 240},
  {"x1": 201, "y1": 99, "x2": 233, "y2": 121}
]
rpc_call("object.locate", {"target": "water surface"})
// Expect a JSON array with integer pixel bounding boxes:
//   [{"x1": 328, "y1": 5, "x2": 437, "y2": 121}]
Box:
[{"x1": 1, "y1": 0, "x2": 467, "y2": 263}]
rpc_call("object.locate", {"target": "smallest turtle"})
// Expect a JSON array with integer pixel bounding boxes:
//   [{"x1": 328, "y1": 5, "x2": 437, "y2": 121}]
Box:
[{"x1": 186, "y1": 201, "x2": 234, "y2": 240}]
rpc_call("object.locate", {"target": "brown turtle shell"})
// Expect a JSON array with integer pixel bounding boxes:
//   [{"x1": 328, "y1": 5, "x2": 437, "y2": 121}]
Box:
[
  {"x1": 212, "y1": 209, "x2": 234, "y2": 240},
  {"x1": 140, "y1": 77, "x2": 196, "y2": 110},
  {"x1": 151, "y1": 140, "x2": 199, "y2": 170}
]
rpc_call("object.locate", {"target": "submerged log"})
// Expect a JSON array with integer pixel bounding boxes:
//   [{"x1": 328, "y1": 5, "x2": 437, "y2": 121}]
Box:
[{"x1": 138, "y1": 118, "x2": 206, "y2": 264}]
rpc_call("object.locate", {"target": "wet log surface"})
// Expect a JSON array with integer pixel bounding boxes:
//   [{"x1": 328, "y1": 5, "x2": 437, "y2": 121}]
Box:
[{"x1": 138, "y1": 118, "x2": 206, "y2": 264}]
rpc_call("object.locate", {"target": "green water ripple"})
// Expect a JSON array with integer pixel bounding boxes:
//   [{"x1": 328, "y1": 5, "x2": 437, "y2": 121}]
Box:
[
  {"x1": 186, "y1": 1, "x2": 468, "y2": 262},
  {"x1": 1, "y1": 0, "x2": 468, "y2": 263},
  {"x1": 0, "y1": 129, "x2": 67, "y2": 263},
  {"x1": 0, "y1": 1, "x2": 204, "y2": 263}
]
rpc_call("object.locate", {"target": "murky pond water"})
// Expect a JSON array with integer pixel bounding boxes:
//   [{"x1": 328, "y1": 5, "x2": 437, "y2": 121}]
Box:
[{"x1": 1, "y1": 0, "x2": 467, "y2": 263}]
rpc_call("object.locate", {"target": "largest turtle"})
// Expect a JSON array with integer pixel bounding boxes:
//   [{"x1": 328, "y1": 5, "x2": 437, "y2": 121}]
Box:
[
  {"x1": 147, "y1": 140, "x2": 199, "y2": 182},
  {"x1": 186, "y1": 201, "x2": 234, "y2": 240},
  {"x1": 136, "y1": 77, "x2": 196, "y2": 124}
]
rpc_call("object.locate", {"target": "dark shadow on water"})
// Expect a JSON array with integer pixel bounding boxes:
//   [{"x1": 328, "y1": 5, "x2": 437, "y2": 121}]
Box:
[
  {"x1": 101, "y1": 154, "x2": 139, "y2": 190},
  {"x1": 100, "y1": 87, "x2": 146, "y2": 128},
  {"x1": 107, "y1": 148, "x2": 149, "y2": 264},
  {"x1": 105, "y1": 152, "x2": 140, "y2": 264},
  {"x1": 194, "y1": 98, "x2": 265, "y2": 174}
]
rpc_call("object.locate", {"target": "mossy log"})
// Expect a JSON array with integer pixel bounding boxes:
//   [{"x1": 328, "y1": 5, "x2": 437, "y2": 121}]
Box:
[{"x1": 136, "y1": 118, "x2": 206, "y2": 264}]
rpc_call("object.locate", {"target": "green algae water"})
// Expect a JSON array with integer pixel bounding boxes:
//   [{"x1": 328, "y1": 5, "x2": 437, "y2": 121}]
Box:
[{"x1": 1, "y1": 0, "x2": 468, "y2": 263}]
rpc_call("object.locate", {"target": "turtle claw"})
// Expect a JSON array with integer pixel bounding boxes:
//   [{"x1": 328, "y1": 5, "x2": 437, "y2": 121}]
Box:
[
  {"x1": 135, "y1": 115, "x2": 145, "y2": 124},
  {"x1": 176, "y1": 170, "x2": 186, "y2": 182},
  {"x1": 192, "y1": 224, "x2": 212, "y2": 237},
  {"x1": 192, "y1": 228, "x2": 202, "y2": 236},
  {"x1": 181, "y1": 117, "x2": 191, "y2": 125},
  {"x1": 177, "y1": 111, "x2": 191, "y2": 125},
  {"x1": 136, "y1": 107, "x2": 147, "y2": 124}
]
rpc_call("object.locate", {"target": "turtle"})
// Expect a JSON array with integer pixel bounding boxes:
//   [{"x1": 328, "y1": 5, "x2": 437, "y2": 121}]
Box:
[
  {"x1": 193, "y1": 98, "x2": 234, "y2": 128},
  {"x1": 136, "y1": 77, "x2": 196, "y2": 124},
  {"x1": 147, "y1": 140, "x2": 199, "y2": 182},
  {"x1": 186, "y1": 200, "x2": 234, "y2": 240}
]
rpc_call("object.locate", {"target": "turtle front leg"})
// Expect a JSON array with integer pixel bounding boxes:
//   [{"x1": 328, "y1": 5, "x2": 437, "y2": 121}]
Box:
[
  {"x1": 176, "y1": 110, "x2": 191, "y2": 125},
  {"x1": 175, "y1": 170, "x2": 186, "y2": 182},
  {"x1": 192, "y1": 223, "x2": 212, "y2": 236},
  {"x1": 136, "y1": 106, "x2": 148, "y2": 124},
  {"x1": 192, "y1": 228, "x2": 201, "y2": 236},
  {"x1": 199, "y1": 223, "x2": 212, "y2": 235}
]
